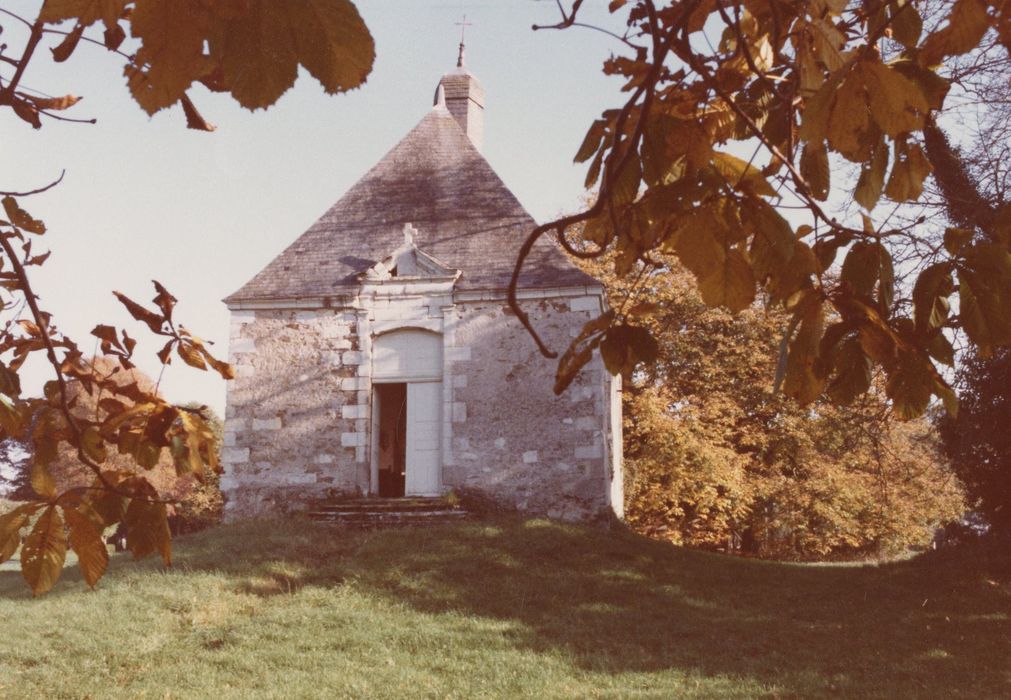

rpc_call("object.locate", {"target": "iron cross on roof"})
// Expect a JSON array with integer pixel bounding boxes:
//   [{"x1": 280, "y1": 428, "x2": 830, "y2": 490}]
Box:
[{"x1": 455, "y1": 14, "x2": 472, "y2": 67}]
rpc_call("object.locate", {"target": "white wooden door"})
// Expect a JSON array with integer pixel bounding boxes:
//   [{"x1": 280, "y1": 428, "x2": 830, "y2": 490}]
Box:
[{"x1": 405, "y1": 381, "x2": 442, "y2": 496}]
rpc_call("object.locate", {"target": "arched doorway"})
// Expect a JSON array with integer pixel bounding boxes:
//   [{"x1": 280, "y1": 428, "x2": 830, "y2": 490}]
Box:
[{"x1": 370, "y1": 329, "x2": 443, "y2": 496}]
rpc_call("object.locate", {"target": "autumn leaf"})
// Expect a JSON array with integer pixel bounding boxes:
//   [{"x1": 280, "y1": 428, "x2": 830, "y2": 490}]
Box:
[
  {"x1": 124, "y1": 491, "x2": 172, "y2": 565},
  {"x1": 63, "y1": 506, "x2": 109, "y2": 588},
  {"x1": 39, "y1": 0, "x2": 129, "y2": 28},
  {"x1": 2, "y1": 197, "x2": 46, "y2": 234},
  {"x1": 21, "y1": 506, "x2": 67, "y2": 596}
]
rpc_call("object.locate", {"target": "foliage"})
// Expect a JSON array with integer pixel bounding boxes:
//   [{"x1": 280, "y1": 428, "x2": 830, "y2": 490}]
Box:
[
  {"x1": 509, "y1": 0, "x2": 1011, "y2": 423},
  {"x1": 938, "y1": 346, "x2": 1011, "y2": 533},
  {"x1": 0, "y1": 518, "x2": 1008, "y2": 697},
  {"x1": 0, "y1": 1, "x2": 374, "y2": 593},
  {"x1": 589, "y1": 256, "x2": 965, "y2": 560}
]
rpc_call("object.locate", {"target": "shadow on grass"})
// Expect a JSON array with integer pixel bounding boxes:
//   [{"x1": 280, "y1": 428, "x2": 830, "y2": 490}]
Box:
[
  {"x1": 342, "y1": 519, "x2": 1011, "y2": 693},
  {"x1": 1, "y1": 516, "x2": 1008, "y2": 695}
]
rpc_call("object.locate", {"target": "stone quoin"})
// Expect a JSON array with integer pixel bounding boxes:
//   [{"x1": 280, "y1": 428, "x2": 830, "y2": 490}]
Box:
[{"x1": 221, "y1": 53, "x2": 623, "y2": 522}]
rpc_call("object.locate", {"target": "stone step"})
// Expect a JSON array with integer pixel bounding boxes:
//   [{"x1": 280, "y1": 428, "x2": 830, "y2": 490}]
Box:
[
  {"x1": 311, "y1": 497, "x2": 459, "y2": 513},
  {"x1": 307, "y1": 509, "x2": 470, "y2": 526}
]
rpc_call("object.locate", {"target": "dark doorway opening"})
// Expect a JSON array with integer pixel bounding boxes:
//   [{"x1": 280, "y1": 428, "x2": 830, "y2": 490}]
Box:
[{"x1": 376, "y1": 382, "x2": 407, "y2": 497}]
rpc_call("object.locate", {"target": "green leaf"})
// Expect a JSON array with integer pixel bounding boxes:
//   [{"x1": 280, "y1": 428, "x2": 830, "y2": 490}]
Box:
[
  {"x1": 21, "y1": 505, "x2": 67, "y2": 596},
  {"x1": 63, "y1": 506, "x2": 109, "y2": 588}
]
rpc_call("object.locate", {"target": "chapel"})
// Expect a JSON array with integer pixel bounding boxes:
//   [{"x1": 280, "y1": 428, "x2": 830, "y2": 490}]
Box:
[{"x1": 220, "y1": 53, "x2": 623, "y2": 522}]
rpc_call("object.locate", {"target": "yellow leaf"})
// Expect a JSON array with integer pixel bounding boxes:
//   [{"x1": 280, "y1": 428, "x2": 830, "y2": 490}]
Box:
[
  {"x1": 827, "y1": 65, "x2": 876, "y2": 162},
  {"x1": 920, "y1": 0, "x2": 991, "y2": 66},
  {"x1": 0, "y1": 503, "x2": 39, "y2": 564},
  {"x1": 884, "y1": 140, "x2": 932, "y2": 201},
  {"x1": 21, "y1": 506, "x2": 67, "y2": 596},
  {"x1": 697, "y1": 248, "x2": 757, "y2": 312},
  {"x1": 177, "y1": 342, "x2": 208, "y2": 370},
  {"x1": 864, "y1": 60, "x2": 929, "y2": 136},
  {"x1": 712, "y1": 151, "x2": 777, "y2": 196},
  {"x1": 64, "y1": 506, "x2": 109, "y2": 588},
  {"x1": 30, "y1": 460, "x2": 57, "y2": 499},
  {"x1": 82, "y1": 425, "x2": 108, "y2": 463}
]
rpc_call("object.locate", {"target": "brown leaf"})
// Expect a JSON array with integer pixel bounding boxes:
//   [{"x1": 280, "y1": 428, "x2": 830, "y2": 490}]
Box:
[
  {"x1": 63, "y1": 506, "x2": 109, "y2": 588},
  {"x1": 179, "y1": 94, "x2": 217, "y2": 132},
  {"x1": 20, "y1": 506, "x2": 67, "y2": 596},
  {"x1": 113, "y1": 291, "x2": 165, "y2": 334},
  {"x1": 50, "y1": 23, "x2": 85, "y2": 62}
]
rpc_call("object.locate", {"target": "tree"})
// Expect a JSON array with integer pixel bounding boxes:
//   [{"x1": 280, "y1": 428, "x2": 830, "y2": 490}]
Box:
[
  {"x1": 587, "y1": 255, "x2": 964, "y2": 559},
  {"x1": 0, "y1": 1, "x2": 375, "y2": 594},
  {"x1": 507, "y1": 0, "x2": 1011, "y2": 427},
  {"x1": 939, "y1": 346, "x2": 1011, "y2": 532}
]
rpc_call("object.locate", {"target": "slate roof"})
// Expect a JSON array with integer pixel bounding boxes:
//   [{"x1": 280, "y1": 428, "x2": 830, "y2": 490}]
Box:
[{"x1": 225, "y1": 104, "x2": 598, "y2": 305}]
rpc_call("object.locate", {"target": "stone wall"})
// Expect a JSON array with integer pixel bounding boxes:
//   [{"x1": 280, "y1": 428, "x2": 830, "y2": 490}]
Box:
[{"x1": 222, "y1": 287, "x2": 621, "y2": 521}]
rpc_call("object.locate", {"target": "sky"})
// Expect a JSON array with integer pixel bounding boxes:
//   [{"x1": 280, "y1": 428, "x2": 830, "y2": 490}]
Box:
[{"x1": 0, "y1": 0, "x2": 630, "y2": 415}]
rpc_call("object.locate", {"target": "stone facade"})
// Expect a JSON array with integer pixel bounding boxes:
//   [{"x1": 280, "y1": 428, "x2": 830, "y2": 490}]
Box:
[
  {"x1": 222, "y1": 61, "x2": 624, "y2": 522},
  {"x1": 222, "y1": 284, "x2": 623, "y2": 522}
]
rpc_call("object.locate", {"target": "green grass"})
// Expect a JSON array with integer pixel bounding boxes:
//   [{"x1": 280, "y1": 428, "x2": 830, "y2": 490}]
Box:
[{"x1": 0, "y1": 517, "x2": 1008, "y2": 699}]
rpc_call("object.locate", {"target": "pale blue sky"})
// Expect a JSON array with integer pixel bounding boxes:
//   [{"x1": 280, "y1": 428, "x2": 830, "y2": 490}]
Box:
[{"x1": 1, "y1": 1, "x2": 627, "y2": 415}]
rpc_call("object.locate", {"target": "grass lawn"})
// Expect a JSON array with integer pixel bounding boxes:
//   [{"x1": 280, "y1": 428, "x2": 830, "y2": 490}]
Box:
[{"x1": 0, "y1": 517, "x2": 1008, "y2": 699}]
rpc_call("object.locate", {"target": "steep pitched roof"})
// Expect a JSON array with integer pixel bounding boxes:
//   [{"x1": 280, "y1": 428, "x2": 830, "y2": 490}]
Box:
[{"x1": 225, "y1": 106, "x2": 597, "y2": 305}]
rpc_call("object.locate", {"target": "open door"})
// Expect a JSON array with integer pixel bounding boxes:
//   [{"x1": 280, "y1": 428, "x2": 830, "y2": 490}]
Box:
[
  {"x1": 405, "y1": 381, "x2": 442, "y2": 496},
  {"x1": 374, "y1": 383, "x2": 407, "y2": 497}
]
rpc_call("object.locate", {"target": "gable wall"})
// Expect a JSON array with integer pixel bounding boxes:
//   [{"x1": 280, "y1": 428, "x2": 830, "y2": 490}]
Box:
[{"x1": 222, "y1": 288, "x2": 621, "y2": 522}]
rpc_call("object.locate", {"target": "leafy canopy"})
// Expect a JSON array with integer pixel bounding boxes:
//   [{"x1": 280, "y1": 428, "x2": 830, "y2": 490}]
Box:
[
  {"x1": 509, "y1": 0, "x2": 1011, "y2": 421},
  {"x1": 0, "y1": 1, "x2": 374, "y2": 594}
]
